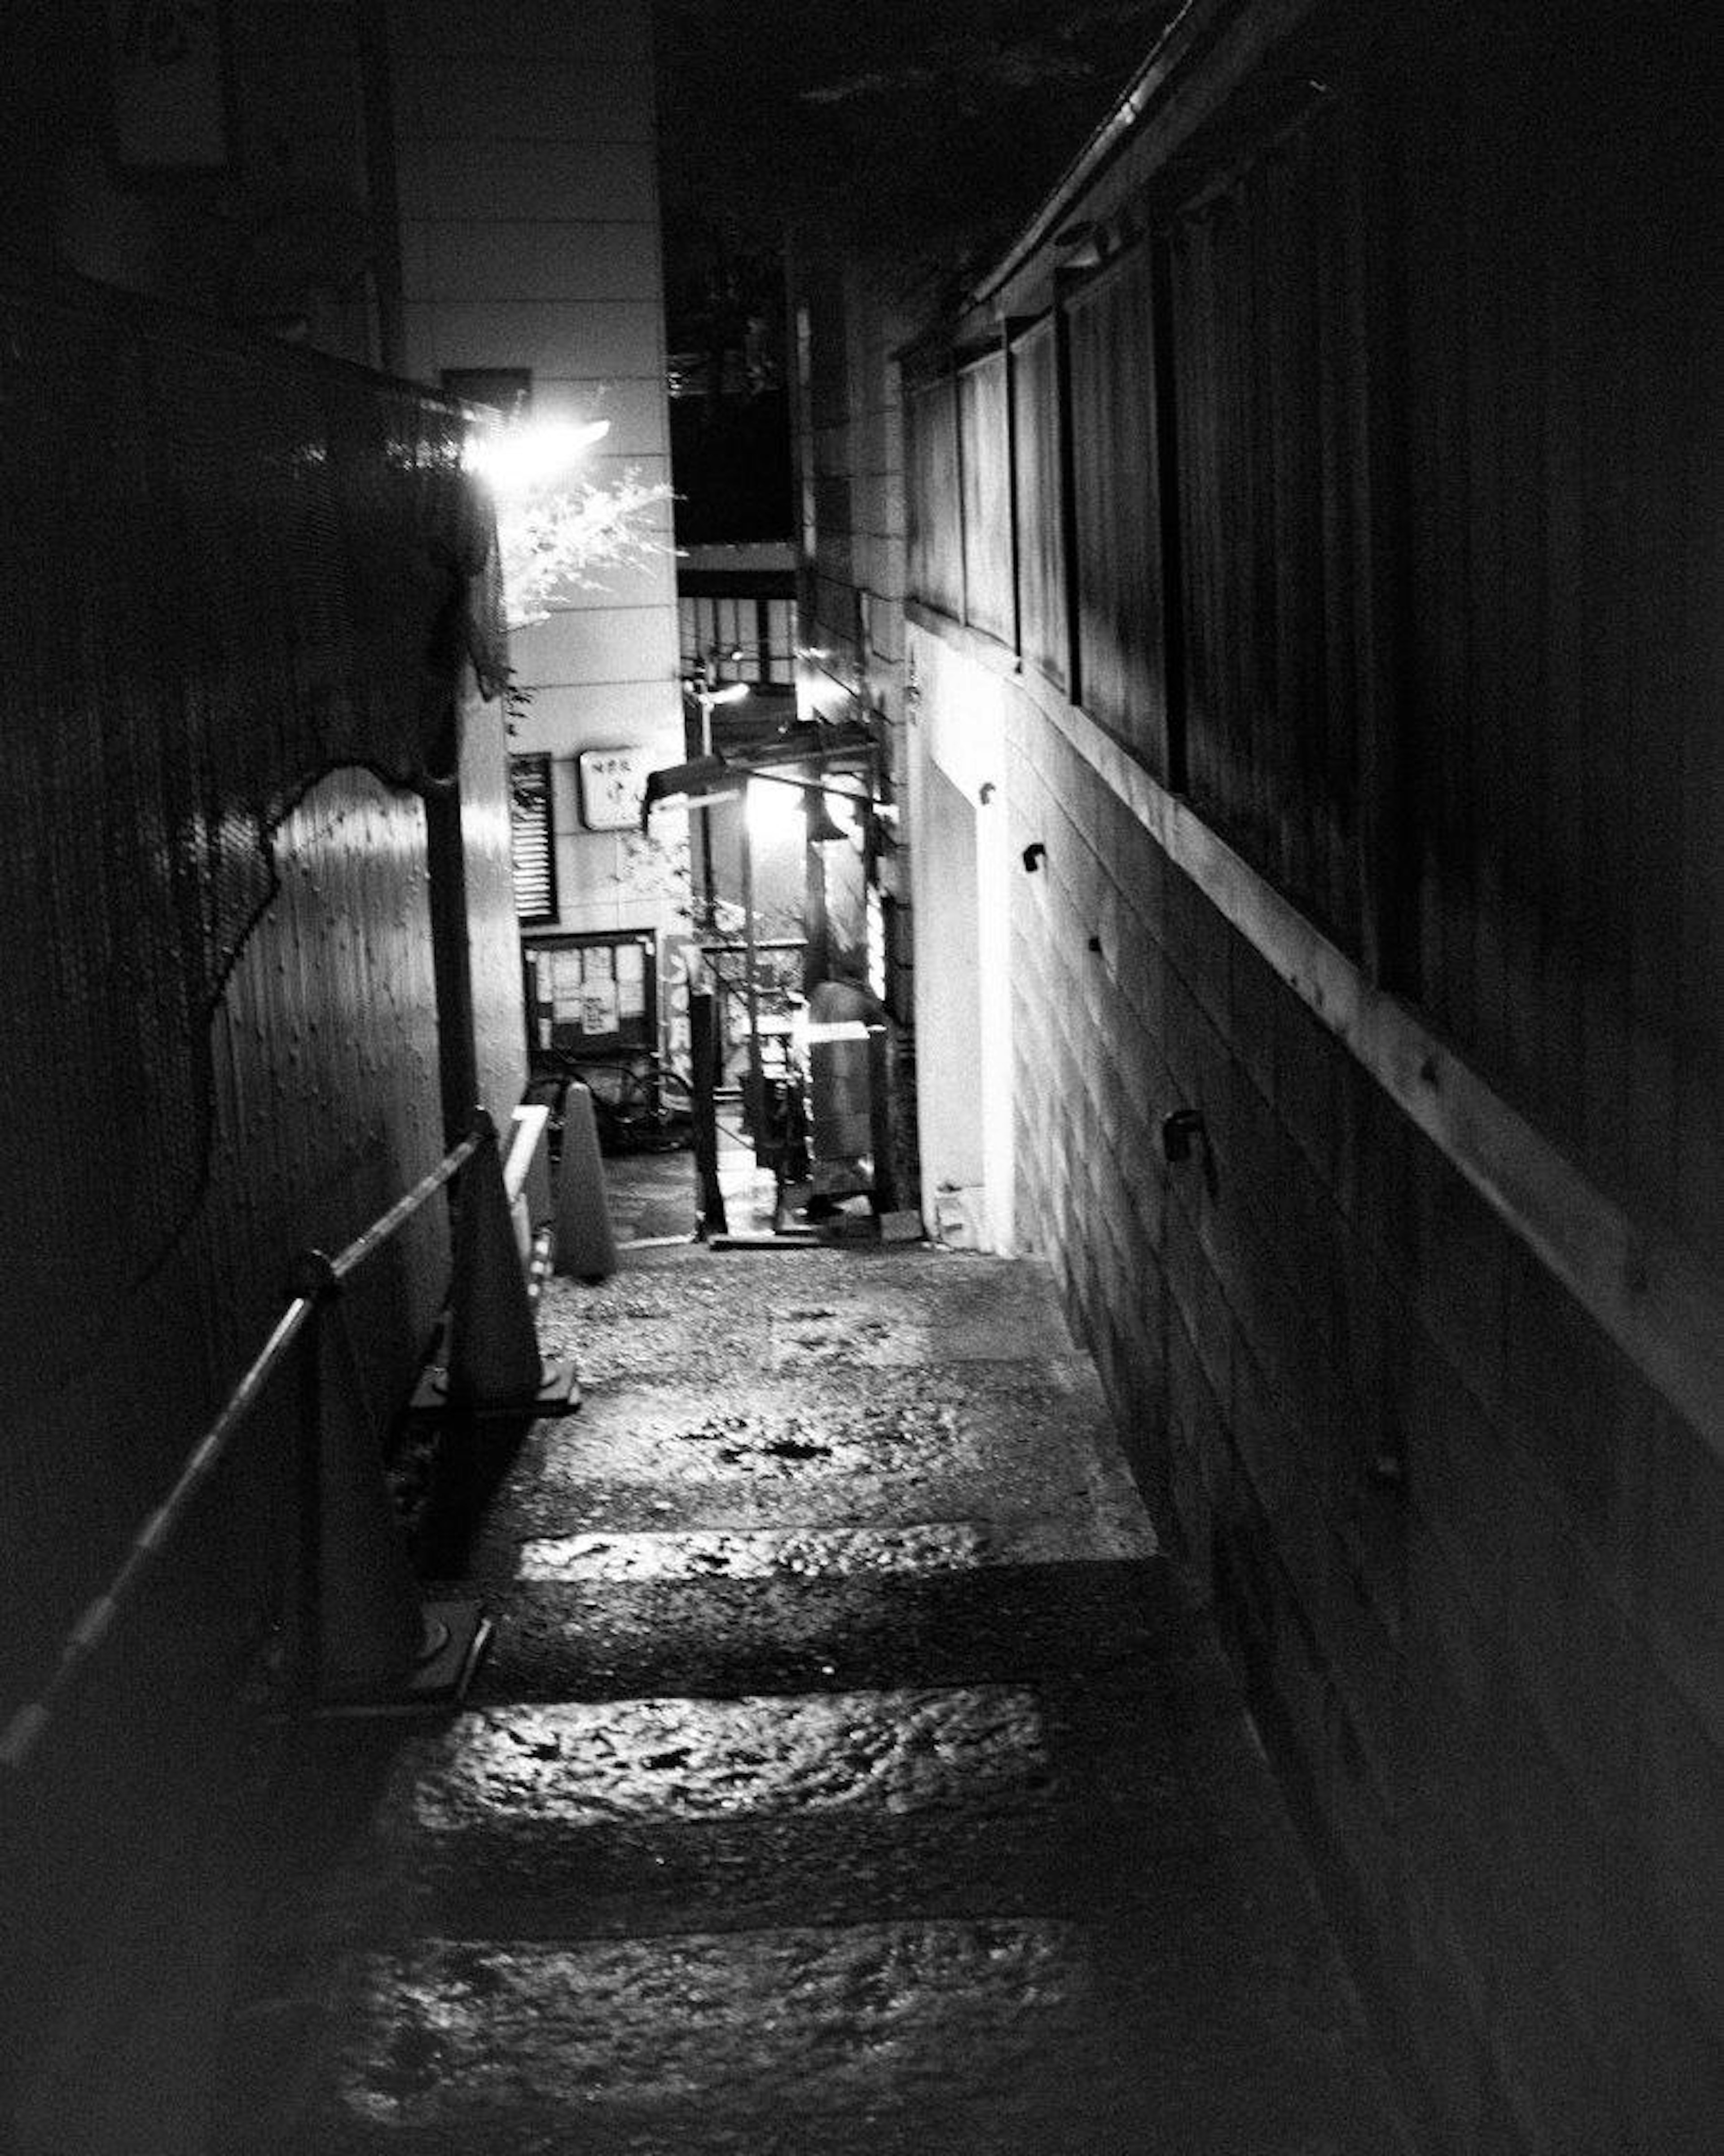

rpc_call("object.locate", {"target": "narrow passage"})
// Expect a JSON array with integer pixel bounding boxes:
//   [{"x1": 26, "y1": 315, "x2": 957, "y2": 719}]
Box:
[{"x1": 223, "y1": 1163, "x2": 1409, "y2": 2154}]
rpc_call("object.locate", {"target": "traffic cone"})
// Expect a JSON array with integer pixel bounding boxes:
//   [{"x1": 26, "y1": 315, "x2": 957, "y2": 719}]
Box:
[
  {"x1": 414, "y1": 1108, "x2": 579, "y2": 1415},
  {"x1": 298, "y1": 1268, "x2": 491, "y2": 1712},
  {"x1": 304, "y1": 1288, "x2": 423, "y2": 1700},
  {"x1": 553, "y1": 1082, "x2": 618, "y2": 1281}
]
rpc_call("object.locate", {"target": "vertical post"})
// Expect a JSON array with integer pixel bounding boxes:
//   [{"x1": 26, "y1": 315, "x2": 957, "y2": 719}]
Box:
[
  {"x1": 422, "y1": 670, "x2": 483, "y2": 1146},
  {"x1": 1150, "y1": 235, "x2": 1189, "y2": 796},
  {"x1": 1053, "y1": 273, "x2": 1084, "y2": 707},
  {"x1": 739, "y1": 793, "x2": 767, "y2": 1164},
  {"x1": 866, "y1": 1023, "x2": 897, "y2": 1211},
  {"x1": 356, "y1": 0, "x2": 406, "y2": 376},
  {"x1": 1003, "y1": 320, "x2": 1024, "y2": 663},
  {"x1": 687, "y1": 681, "x2": 719, "y2": 927},
  {"x1": 292, "y1": 1276, "x2": 330, "y2": 1706},
  {"x1": 689, "y1": 988, "x2": 728, "y2": 1237}
]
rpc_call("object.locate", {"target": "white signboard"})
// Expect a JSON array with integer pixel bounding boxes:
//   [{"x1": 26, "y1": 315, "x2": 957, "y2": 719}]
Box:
[{"x1": 578, "y1": 745, "x2": 655, "y2": 832}]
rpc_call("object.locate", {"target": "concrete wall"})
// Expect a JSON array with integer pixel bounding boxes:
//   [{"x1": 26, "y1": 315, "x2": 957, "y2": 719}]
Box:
[
  {"x1": 880, "y1": 3, "x2": 1722, "y2": 2146},
  {"x1": 790, "y1": 255, "x2": 920, "y2": 1195},
  {"x1": 389, "y1": 0, "x2": 684, "y2": 955},
  {"x1": 963, "y1": 629, "x2": 1723, "y2": 2149}
]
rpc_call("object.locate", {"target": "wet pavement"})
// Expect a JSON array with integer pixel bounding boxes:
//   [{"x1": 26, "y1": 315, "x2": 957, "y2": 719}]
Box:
[{"x1": 216, "y1": 1151, "x2": 1411, "y2": 2154}]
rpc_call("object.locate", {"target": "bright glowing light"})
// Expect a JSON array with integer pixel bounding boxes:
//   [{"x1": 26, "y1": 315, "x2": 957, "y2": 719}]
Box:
[
  {"x1": 465, "y1": 416, "x2": 611, "y2": 494},
  {"x1": 705, "y1": 682, "x2": 749, "y2": 707},
  {"x1": 746, "y1": 776, "x2": 807, "y2": 844}
]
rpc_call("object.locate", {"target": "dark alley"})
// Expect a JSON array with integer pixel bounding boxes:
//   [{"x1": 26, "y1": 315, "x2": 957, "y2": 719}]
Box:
[
  {"x1": 209, "y1": 1152, "x2": 1408, "y2": 2152},
  {"x1": 1, "y1": 5, "x2": 1719, "y2": 2153}
]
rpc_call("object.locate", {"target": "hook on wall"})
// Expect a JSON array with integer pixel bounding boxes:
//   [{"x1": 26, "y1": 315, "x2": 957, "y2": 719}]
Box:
[
  {"x1": 1021, "y1": 841, "x2": 1046, "y2": 873},
  {"x1": 979, "y1": 782, "x2": 996, "y2": 806},
  {"x1": 1161, "y1": 1106, "x2": 1219, "y2": 1201}
]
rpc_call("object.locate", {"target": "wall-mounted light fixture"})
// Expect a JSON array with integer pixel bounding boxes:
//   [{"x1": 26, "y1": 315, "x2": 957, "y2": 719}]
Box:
[
  {"x1": 642, "y1": 752, "x2": 874, "y2": 835},
  {"x1": 1052, "y1": 219, "x2": 1104, "y2": 268},
  {"x1": 463, "y1": 416, "x2": 610, "y2": 494}
]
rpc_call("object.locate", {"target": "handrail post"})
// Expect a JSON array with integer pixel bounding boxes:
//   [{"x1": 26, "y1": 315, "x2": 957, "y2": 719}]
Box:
[
  {"x1": 867, "y1": 1023, "x2": 897, "y2": 1212},
  {"x1": 690, "y1": 988, "x2": 728, "y2": 1238},
  {"x1": 2, "y1": 1125, "x2": 497, "y2": 1774},
  {"x1": 290, "y1": 1251, "x2": 339, "y2": 1706}
]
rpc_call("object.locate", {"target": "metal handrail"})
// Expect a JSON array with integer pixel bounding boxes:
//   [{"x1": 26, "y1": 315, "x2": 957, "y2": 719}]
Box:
[{"x1": 0, "y1": 1123, "x2": 492, "y2": 1774}]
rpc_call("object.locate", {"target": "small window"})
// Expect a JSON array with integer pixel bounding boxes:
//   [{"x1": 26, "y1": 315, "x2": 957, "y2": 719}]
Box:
[
  {"x1": 510, "y1": 755, "x2": 556, "y2": 922},
  {"x1": 442, "y1": 368, "x2": 533, "y2": 420}
]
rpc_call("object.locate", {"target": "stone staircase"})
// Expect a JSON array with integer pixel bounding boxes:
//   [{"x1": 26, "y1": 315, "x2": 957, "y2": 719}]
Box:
[{"x1": 216, "y1": 1239, "x2": 1410, "y2": 2155}]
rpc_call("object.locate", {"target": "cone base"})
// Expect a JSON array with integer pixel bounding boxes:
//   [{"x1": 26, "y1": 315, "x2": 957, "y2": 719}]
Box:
[
  {"x1": 410, "y1": 1356, "x2": 580, "y2": 1418},
  {"x1": 710, "y1": 1230, "x2": 822, "y2": 1249},
  {"x1": 309, "y1": 1600, "x2": 494, "y2": 1719}
]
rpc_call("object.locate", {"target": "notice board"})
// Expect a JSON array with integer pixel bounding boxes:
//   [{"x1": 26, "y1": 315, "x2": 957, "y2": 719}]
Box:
[{"x1": 522, "y1": 930, "x2": 657, "y2": 1055}]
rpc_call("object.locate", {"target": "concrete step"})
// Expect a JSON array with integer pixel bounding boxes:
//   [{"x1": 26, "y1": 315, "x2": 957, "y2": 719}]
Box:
[
  {"x1": 312, "y1": 1918, "x2": 1392, "y2": 2156},
  {"x1": 466, "y1": 1362, "x2": 1143, "y2": 1566},
  {"x1": 212, "y1": 1210, "x2": 1412, "y2": 2156},
  {"x1": 330, "y1": 1664, "x2": 1278, "y2": 1940},
  {"x1": 466, "y1": 1557, "x2": 1192, "y2": 1705}
]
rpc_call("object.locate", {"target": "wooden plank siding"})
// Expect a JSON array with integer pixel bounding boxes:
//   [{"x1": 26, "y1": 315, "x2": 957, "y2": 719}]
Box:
[
  {"x1": 905, "y1": 371, "x2": 963, "y2": 622},
  {"x1": 902, "y1": 26, "x2": 1719, "y2": 1276},
  {"x1": 1066, "y1": 246, "x2": 1172, "y2": 780},
  {"x1": 1009, "y1": 316, "x2": 1068, "y2": 692},
  {"x1": 1170, "y1": 99, "x2": 1371, "y2": 958},
  {"x1": 1397, "y1": 41, "x2": 1722, "y2": 1273},
  {"x1": 957, "y1": 348, "x2": 1013, "y2": 647},
  {"x1": 895, "y1": 7, "x2": 1722, "y2": 2143}
]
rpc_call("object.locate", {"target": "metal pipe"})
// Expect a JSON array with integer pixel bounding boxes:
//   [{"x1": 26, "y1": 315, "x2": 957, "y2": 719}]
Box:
[
  {"x1": 0, "y1": 1291, "x2": 317, "y2": 1771},
  {"x1": 330, "y1": 1129, "x2": 481, "y2": 1283},
  {"x1": 1, "y1": 1120, "x2": 491, "y2": 1774},
  {"x1": 738, "y1": 789, "x2": 767, "y2": 1162}
]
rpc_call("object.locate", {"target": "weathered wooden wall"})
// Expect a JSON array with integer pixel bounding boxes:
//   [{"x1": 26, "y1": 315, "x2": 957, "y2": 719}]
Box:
[
  {"x1": 958, "y1": 349, "x2": 1013, "y2": 647},
  {"x1": 1008, "y1": 316, "x2": 1067, "y2": 693},
  {"x1": 1068, "y1": 248, "x2": 1171, "y2": 781},
  {"x1": 906, "y1": 368, "x2": 963, "y2": 627},
  {"x1": 1394, "y1": 34, "x2": 1722, "y2": 1274},
  {"x1": 900, "y1": 1, "x2": 1721, "y2": 2146},
  {"x1": 0, "y1": 273, "x2": 523, "y2": 2122},
  {"x1": 1170, "y1": 99, "x2": 1377, "y2": 956}
]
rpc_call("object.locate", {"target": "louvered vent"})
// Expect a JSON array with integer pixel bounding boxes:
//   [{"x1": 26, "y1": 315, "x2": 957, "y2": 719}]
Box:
[{"x1": 510, "y1": 755, "x2": 556, "y2": 921}]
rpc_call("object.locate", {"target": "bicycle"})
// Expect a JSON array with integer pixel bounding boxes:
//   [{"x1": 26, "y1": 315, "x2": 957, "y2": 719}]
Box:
[{"x1": 526, "y1": 1048, "x2": 695, "y2": 1159}]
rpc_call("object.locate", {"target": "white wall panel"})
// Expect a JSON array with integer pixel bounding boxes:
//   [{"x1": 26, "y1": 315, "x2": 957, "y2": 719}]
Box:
[
  {"x1": 404, "y1": 220, "x2": 663, "y2": 303},
  {"x1": 403, "y1": 301, "x2": 664, "y2": 378},
  {"x1": 397, "y1": 138, "x2": 658, "y2": 224}
]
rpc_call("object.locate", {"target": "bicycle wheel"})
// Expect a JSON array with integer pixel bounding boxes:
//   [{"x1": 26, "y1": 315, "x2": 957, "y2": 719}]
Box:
[{"x1": 616, "y1": 1060, "x2": 695, "y2": 1151}]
